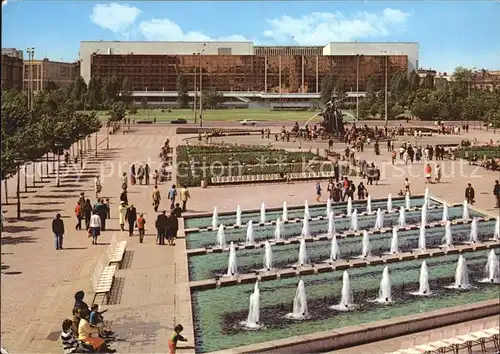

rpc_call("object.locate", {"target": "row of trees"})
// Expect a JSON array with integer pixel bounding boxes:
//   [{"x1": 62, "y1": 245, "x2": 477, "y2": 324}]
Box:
[{"x1": 321, "y1": 67, "x2": 500, "y2": 124}]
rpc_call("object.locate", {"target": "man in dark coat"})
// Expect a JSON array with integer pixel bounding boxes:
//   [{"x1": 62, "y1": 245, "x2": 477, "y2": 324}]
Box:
[
  {"x1": 166, "y1": 210, "x2": 179, "y2": 246},
  {"x1": 125, "y1": 204, "x2": 137, "y2": 237},
  {"x1": 155, "y1": 210, "x2": 168, "y2": 245},
  {"x1": 465, "y1": 183, "x2": 475, "y2": 205},
  {"x1": 52, "y1": 213, "x2": 65, "y2": 250},
  {"x1": 494, "y1": 180, "x2": 500, "y2": 208}
]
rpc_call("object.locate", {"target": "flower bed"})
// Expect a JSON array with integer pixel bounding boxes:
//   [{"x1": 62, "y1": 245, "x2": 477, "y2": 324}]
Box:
[{"x1": 457, "y1": 145, "x2": 500, "y2": 159}]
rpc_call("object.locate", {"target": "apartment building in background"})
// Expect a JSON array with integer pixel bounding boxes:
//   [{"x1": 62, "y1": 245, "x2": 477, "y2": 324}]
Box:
[
  {"x1": 23, "y1": 58, "x2": 80, "y2": 91},
  {"x1": 1, "y1": 48, "x2": 24, "y2": 90}
]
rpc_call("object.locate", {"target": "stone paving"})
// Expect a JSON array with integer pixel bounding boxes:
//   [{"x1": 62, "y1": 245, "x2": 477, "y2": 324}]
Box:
[{"x1": 1, "y1": 123, "x2": 498, "y2": 354}]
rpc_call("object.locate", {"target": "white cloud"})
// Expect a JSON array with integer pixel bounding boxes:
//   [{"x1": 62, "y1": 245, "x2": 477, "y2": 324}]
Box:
[
  {"x1": 139, "y1": 18, "x2": 249, "y2": 42},
  {"x1": 263, "y1": 8, "x2": 410, "y2": 45},
  {"x1": 2, "y1": 0, "x2": 8, "y2": 7},
  {"x1": 90, "y1": 3, "x2": 142, "y2": 33}
]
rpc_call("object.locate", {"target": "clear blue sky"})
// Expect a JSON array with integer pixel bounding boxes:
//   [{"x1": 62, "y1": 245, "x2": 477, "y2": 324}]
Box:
[{"x1": 2, "y1": 1, "x2": 499, "y2": 73}]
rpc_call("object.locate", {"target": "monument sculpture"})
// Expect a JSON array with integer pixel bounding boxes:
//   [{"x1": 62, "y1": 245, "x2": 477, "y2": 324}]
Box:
[{"x1": 320, "y1": 100, "x2": 345, "y2": 136}]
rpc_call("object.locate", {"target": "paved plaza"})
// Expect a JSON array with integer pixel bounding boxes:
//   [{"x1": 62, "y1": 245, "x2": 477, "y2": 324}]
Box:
[{"x1": 1, "y1": 122, "x2": 498, "y2": 353}]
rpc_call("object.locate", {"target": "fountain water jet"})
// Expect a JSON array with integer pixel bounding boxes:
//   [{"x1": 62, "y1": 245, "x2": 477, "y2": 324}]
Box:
[
  {"x1": 212, "y1": 207, "x2": 218, "y2": 229},
  {"x1": 374, "y1": 208, "x2": 384, "y2": 229},
  {"x1": 301, "y1": 217, "x2": 310, "y2": 238},
  {"x1": 387, "y1": 194, "x2": 393, "y2": 212},
  {"x1": 424, "y1": 188, "x2": 430, "y2": 203},
  {"x1": 297, "y1": 239, "x2": 309, "y2": 266},
  {"x1": 421, "y1": 203, "x2": 428, "y2": 226},
  {"x1": 390, "y1": 227, "x2": 399, "y2": 254},
  {"x1": 263, "y1": 241, "x2": 273, "y2": 271},
  {"x1": 236, "y1": 206, "x2": 242, "y2": 227},
  {"x1": 376, "y1": 266, "x2": 393, "y2": 303},
  {"x1": 327, "y1": 212, "x2": 336, "y2": 235},
  {"x1": 469, "y1": 217, "x2": 478, "y2": 243},
  {"x1": 326, "y1": 198, "x2": 332, "y2": 217},
  {"x1": 329, "y1": 235, "x2": 341, "y2": 261},
  {"x1": 442, "y1": 204, "x2": 449, "y2": 222},
  {"x1": 410, "y1": 261, "x2": 431, "y2": 296},
  {"x1": 304, "y1": 200, "x2": 310, "y2": 220},
  {"x1": 347, "y1": 197, "x2": 353, "y2": 216},
  {"x1": 285, "y1": 280, "x2": 309, "y2": 320},
  {"x1": 442, "y1": 221, "x2": 453, "y2": 247},
  {"x1": 493, "y1": 217, "x2": 499, "y2": 241},
  {"x1": 367, "y1": 195, "x2": 372, "y2": 214},
  {"x1": 282, "y1": 201, "x2": 288, "y2": 222},
  {"x1": 226, "y1": 242, "x2": 238, "y2": 276},
  {"x1": 482, "y1": 250, "x2": 500, "y2": 283},
  {"x1": 463, "y1": 200, "x2": 470, "y2": 222},
  {"x1": 350, "y1": 209, "x2": 358, "y2": 231},
  {"x1": 241, "y1": 282, "x2": 263, "y2": 329},
  {"x1": 399, "y1": 206, "x2": 406, "y2": 227},
  {"x1": 246, "y1": 221, "x2": 254, "y2": 244},
  {"x1": 217, "y1": 224, "x2": 226, "y2": 248},
  {"x1": 418, "y1": 224, "x2": 427, "y2": 251},
  {"x1": 260, "y1": 203, "x2": 266, "y2": 224},
  {"x1": 405, "y1": 192, "x2": 411, "y2": 209},
  {"x1": 274, "y1": 217, "x2": 285, "y2": 241},
  {"x1": 450, "y1": 255, "x2": 471, "y2": 289},
  {"x1": 361, "y1": 230, "x2": 371, "y2": 258},
  {"x1": 330, "y1": 271, "x2": 356, "y2": 311}
]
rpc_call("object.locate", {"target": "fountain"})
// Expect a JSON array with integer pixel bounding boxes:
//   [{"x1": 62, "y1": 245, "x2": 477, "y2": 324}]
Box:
[
  {"x1": 212, "y1": 207, "x2": 218, "y2": 229},
  {"x1": 241, "y1": 282, "x2": 262, "y2": 329},
  {"x1": 469, "y1": 217, "x2": 478, "y2": 243},
  {"x1": 226, "y1": 242, "x2": 238, "y2": 276},
  {"x1": 327, "y1": 212, "x2": 336, "y2": 235},
  {"x1": 274, "y1": 217, "x2": 285, "y2": 241},
  {"x1": 236, "y1": 205, "x2": 242, "y2": 227},
  {"x1": 263, "y1": 241, "x2": 273, "y2": 271},
  {"x1": 301, "y1": 217, "x2": 311, "y2": 238},
  {"x1": 376, "y1": 266, "x2": 393, "y2": 303},
  {"x1": 463, "y1": 200, "x2": 470, "y2": 222},
  {"x1": 418, "y1": 224, "x2": 427, "y2": 251},
  {"x1": 367, "y1": 195, "x2": 372, "y2": 214},
  {"x1": 350, "y1": 209, "x2": 358, "y2": 231},
  {"x1": 421, "y1": 202, "x2": 428, "y2": 226},
  {"x1": 493, "y1": 217, "x2": 499, "y2": 241},
  {"x1": 246, "y1": 221, "x2": 254, "y2": 244},
  {"x1": 374, "y1": 208, "x2": 384, "y2": 229},
  {"x1": 282, "y1": 201, "x2": 288, "y2": 222},
  {"x1": 326, "y1": 198, "x2": 332, "y2": 217},
  {"x1": 399, "y1": 206, "x2": 406, "y2": 227},
  {"x1": 450, "y1": 255, "x2": 471, "y2": 289},
  {"x1": 260, "y1": 203, "x2": 266, "y2": 224},
  {"x1": 424, "y1": 187, "x2": 430, "y2": 203},
  {"x1": 297, "y1": 238, "x2": 309, "y2": 266},
  {"x1": 329, "y1": 235, "x2": 341, "y2": 261},
  {"x1": 405, "y1": 192, "x2": 411, "y2": 210},
  {"x1": 217, "y1": 224, "x2": 226, "y2": 248},
  {"x1": 387, "y1": 194, "x2": 393, "y2": 212},
  {"x1": 347, "y1": 197, "x2": 353, "y2": 216},
  {"x1": 482, "y1": 250, "x2": 500, "y2": 283},
  {"x1": 285, "y1": 280, "x2": 309, "y2": 319},
  {"x1": 304, "y1": 200, "x2": 310, "y2": 220},
  {"x1": 442, "y1": 204, "x2": 449, "y2": 222},
  {"x1": 390, "y1": 227, "x2": 399, "y2": 254},
  {"x1": 410, "y1": 261, "x2": 431, "y2": 295},
  {"x1": 361, "y1": 230, "x2": 371, "y2": 258},
  {"x1": 330, "y1": 271, "x2": 356, "y2": 311},
  {"x1": 442, "y1": 220, "x2": 453, "y2": 247}
]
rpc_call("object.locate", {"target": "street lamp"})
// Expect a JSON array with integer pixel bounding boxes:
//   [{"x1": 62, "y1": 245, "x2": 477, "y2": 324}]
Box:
[
  {"x1": 355, "y1": 53, "x2": 362, "y2": 121},
  {"x1": 26, "y1": 47, "x2": 35, "y2": 111},
  {"x1": 196, "y1": 44, "x2": 206, "y2": 127},
  {"x1": 55, "y1": 143, "x2": 63, "y2": 187},
  {"x1": 380, "y1": 50, "x2": 389, "y2": 127},
  {"x1": 24, "y1": 164, "x2": 28, "y2": 193}
]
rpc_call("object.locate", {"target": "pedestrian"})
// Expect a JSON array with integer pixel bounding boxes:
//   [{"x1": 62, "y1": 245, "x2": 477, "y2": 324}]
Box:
[
  {"x1": 315, "y1": 182, "x2": 321, "y2": 202},
  {"x1": 83, "y1": 199, "x2": 92, "y2": 230},
  {"x1": 174, "y1": 203, "x2": 183, "y2": 217},
  {"x1": 96, "y1": 199, "x2": 107, "y2": 231},
  {"x1": 130, "y1": 165, "x2": 136, "y2": 185},
  {"x1": 179, "y1": 185, "x2": 190, "y2": 212},
  {"x1": 366, "y1": 164, "x2": 374, "y2": 185},
  {"x1": 125, "y1": 204, "x2": 137, "y2": 237},
  {"x1": 145, "y1": 164, "x2": 150, "y2": 185},
  {"x1": 137, "y1": 213, "x2": 146, "y2": 243},
  {"x1": 52, "y1": 213, "x2": 65, "y2": 250},
  {"x1": 168, "y1": 184, "x2": 177, "y2": 209},
  {"x1": 94, "y1": 175, "x2": 102, "y2": 199},
  {"x1": 89, "y1": 211, "x2": 101, "y2": 245},
  {"x1": 391, "y1": 150, "x2": 396, "y2": 165},
  {"x1": 121, "y1": 172, "x2": 128, "y2": 191},
  {"x1": 374, "y1": 167, "x2": 380, "y2": 185},
  {"x1": 153, "y1": 169, "x2": 159, "y2": 187},
  {"x1": 120, "y1": 190, "x2": 128, "y2": 205},
  {"x1": 465, "y1": 183, "x2": 475, "y2": 205},
  {"x1": 166, "y1": 209, "x2": 179, "y2": 246},
  {"x1": 404, "y1": 178, "x2": 411, "y2": 196},
  {"x1": 425, "y1": 164, "x2": 432, "y2": 184},
  {"x1": 357, "y1": 182, "x2": 367, "y2": 200},
  {"x1": 118, "y1": 201, "x2": 127, "y2": 231},
  {"x1": 494, "y1": 180, "x2": 500, "y2": 208},
  {"x1": 75, "y1": 201, "x2": 83, "y2": 230},
  {"x1": 403, "y1": 150, "x2": 409, "y2": 165},
  {"x1": 168, "y1": 324, "x2": 188, "y2": 354},
  {"x1": 104, "y1": 198, "x2": 111, "y2": 219},
  {"x1": 155, "y1": 210, "x2": 168, "y2": 245},
  {"x1": 78, "y1": 192, "x2": 86, "y2": 205},
  {"x1": 137, "y1": 165, "x2": 145, "y2": 185},
  {"x1": 152, "y1": 186, "x2": 161, "y2": 212},
  {"x1": 435, "y1": 164, "x2": 442, "y2": 183}
]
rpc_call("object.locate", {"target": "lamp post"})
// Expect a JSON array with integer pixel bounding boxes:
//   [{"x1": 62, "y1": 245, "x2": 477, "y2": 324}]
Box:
[
  {"x1": 24, "y1": 164, "x2": 28, "y2": 193},
  {"x1": 26, "y1": 47, "x2": 35, "y2": 111},
  {"x1": 95, "y1": 131, "x2": 98, "y2": 158},
  {"x1": 193, "y1": 53, "x2": 197, "y2": 123},
  {"x1": 79, "y1": 139, "x2": 83, "y2": 170},
  {"x1": 55, "y1": 143, "x2": 62, "y2": 187},
  {"x1": 380, "y1": 50, "x2": 389, "y2": 128},
  {"x1": 106, "y1": 122, "x2": 110, "y2": 149},
  {"x1": 355, "y1": 53, "x2": 360, "y2": 121},
  {"x1": 197, "y1": 44, "x2": 206, "y2": 128},
  {"x1": 17, "y1": 164, "x2": 21, "y2": 219}
]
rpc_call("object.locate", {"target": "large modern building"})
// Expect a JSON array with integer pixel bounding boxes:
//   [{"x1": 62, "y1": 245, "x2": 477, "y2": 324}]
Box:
[
  {"x1": 80, "y1": 41, "x2": 418, "y2": 100},
  {"x1": 1, "y1": 48, "x2": 24, "y2": 90},
  {"x1": 23, "y1": 58, "x2": 80, "y2": 92}
]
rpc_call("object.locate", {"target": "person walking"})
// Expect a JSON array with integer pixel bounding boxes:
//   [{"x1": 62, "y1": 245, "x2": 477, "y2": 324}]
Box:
[
  {"x1": 95, "y1": 199, "x2": 107, "y2": 232},
  {"x1": 125, "y1": 204, "x2": 137, "y2": 237},
  {"x1": 435, "y1": 164, "x2": 442, "y2": 183},
  {"x1": 404, "y1": 178, "x2": 411, "y2": 196},
  {"x1": 83, "y1": 199, "x2": 92, "y2": 230},
  {"x1": 120, "y1": 190, "x2": 128, "y2": 205},
  {"x1": 144, "y1": 164, "x2": 150, "y2": 185},
  {"x1": 179, "y1": 185, "x2": 190, "y2": 212},
  {"x1": 89, "y1": 211, "x2": 101, "y2": 245},
  {"x1": 152, "y1": 186, "x2": 161, "y2": 212},
  {"x1": 465, "y1": 183, "x2": 475, "y2": 205},
  {"x1": 168, "y1": 185, "x2": 177, "y2": 210},
  {"x1": 357, "y1": 182, "x2": 367, "y2": 200},
  {"x1": 315, "y1": 182, "x2": 321, "y2": 202},
  {"x1": 118, "y1": 201, "x2": 127, "y2": 231},
  {"x1": 153, "y1": 170, "x2": 159, "y2": 188},
  {"x1": 166, "y1": 209, "x2": 179, "y2": 246},
  {"x1": 424, "y1": 164, "x2": 432, "y2": 184},
  {"x1": 494, "y1": 180, "x2": 500, "y2": 208},
  {"x1": 155, "y1": 210, "x2": 168, "y2": 245},
  {"x1": 137, "y1": 165, "x2": 145, "y2": 185},
  {"x1": 75, "y1": 201, "x2": 83, "y2": 230},
  {"x1": 137, "y1": 213, "x2": 146, "y2": 243},
  {"x1": 121, "y1": 172, "x2": 128, "y2": 191},
  {"x1": 130, "y1": 165, "x2": 136, "y2": 185},
  {"x1": 94, "y1": 175, "x2": 102, "y2": 199},
  {"x1": 52, "y1": 213, "x2": 65, "y2": 250}
]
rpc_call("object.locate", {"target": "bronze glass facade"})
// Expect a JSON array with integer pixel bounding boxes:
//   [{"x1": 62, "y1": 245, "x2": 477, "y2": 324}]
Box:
[
  {"x1": 1, "y1": 54, "x2": 23, "y2": 90},
  {"x1": 91, "y1": 54, "x2": 408, "y2": 93}
]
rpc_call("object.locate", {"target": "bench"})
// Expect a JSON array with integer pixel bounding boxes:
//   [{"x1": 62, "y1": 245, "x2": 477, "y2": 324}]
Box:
[
  {"x1": 107, "y1": 235, "x2": 127, "y2": 267},
  {"x1": 91, "y1": 259, "x2": 117, "y2": 305}
]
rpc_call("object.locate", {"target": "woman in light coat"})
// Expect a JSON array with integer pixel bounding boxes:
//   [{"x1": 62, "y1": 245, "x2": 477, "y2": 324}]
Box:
[
  {"x1": 118, "y1": 201, "x2": 127, "y2": 231},
  {"x1": 94, "y1": 176, "x2": 102, "y2": 199}
]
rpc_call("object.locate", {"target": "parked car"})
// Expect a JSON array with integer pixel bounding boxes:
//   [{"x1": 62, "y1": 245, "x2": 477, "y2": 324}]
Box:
[
  {"x1": 240, "y1": 119, "x2": 258, "y2": 126},
  {"x1": 171, "y1": 118, "x2": 187, "y2": 124}
]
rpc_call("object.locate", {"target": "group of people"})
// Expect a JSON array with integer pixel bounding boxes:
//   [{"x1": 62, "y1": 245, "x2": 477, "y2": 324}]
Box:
[
  {"x1": 317, "y1": 177, "x2": 369, "y2": 202},
  {"x1": 392, "y1": 142, "x2": 447, "y2": 165}
]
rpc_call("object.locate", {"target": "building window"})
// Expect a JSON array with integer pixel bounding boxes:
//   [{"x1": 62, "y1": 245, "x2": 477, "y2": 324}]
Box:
[{"x1": 218, "y1": 48, "x2": 232, "y2": 55}]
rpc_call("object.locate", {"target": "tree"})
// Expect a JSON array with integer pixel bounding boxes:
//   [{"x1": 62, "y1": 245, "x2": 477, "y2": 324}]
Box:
[
  {"x1": 422, "y1": 74, "x2": 435, "y2": 90},
  {"x1": 141, "y1": 97, "x2": 148, "y2": 111},
  {"x1": 201, "y1": 89, "x2": 225, "y2": 109},
  {"x1": 87, "y1": 76, "x2": 103, "y2": 110},
  {"x1": 366, "y1": 76, "x2": 376, "y2": 96},
  {"x1": 102, "y1": 76, "x2": 121, "y2": 109},
  {"x1": 358, "y1": 98, "x2": 371, "y2": 119},
  {"x1": 45, "y1": 80, "x2": 59, "y2": 91},
  {"x1": 408, "y1": 70, "x2": 420, "y2": 92},
  {"x1": 71, "y1": 76, "x2": 87, "y2": 110},
  {"x1": 176, "y1": 74, "x2": 189, "y2": 108},
  {"x1": 108, "y1": 101, "x2": 126, "y2": 122},
  {"x1": 320, "y1": 74, "x2": 335, "y2": 104},
  {"x1": 121, "y1": 77, "x2": 132, "y2": 107}
]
